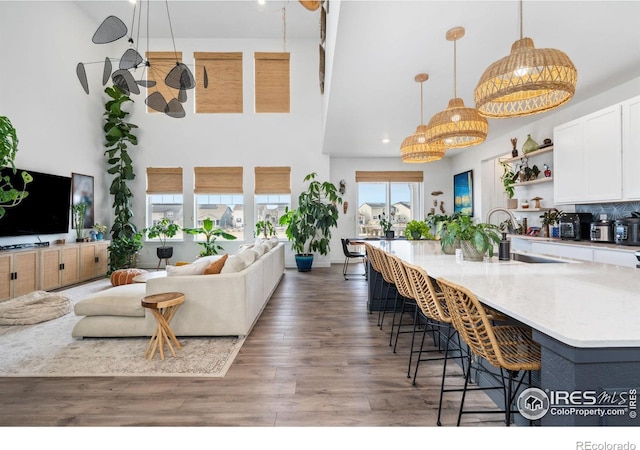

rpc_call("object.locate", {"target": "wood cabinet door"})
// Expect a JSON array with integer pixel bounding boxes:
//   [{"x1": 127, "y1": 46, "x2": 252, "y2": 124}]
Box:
[
  {"x1": 40, "y1": 248, "x2": 62, "y2": 291},
  {"x1": 0, "y1": 254, "x2": 12, "y2": 301},
  {"x1": 13, "y1": 251, "x2": 37, "y2": 297},
  {"x1": 79, "y1": 245, "x2": 96, "y2": 281},
  {"x1": 61, "y1": 247, "x2": 79, "y2": 286},
  {"x1": 94, "y1": 243, "x2": 109, "y2": 277}
]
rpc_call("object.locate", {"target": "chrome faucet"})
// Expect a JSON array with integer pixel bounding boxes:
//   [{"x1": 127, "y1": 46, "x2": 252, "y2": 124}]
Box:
[{"x1": 486, "y1": 207, "x2": 520, "y2": 231}]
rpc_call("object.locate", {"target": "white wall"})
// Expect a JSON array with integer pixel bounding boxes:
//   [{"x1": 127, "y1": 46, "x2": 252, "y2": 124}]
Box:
[{"x1": 0, "y1": 1, "x2": 110, "y2": 246}]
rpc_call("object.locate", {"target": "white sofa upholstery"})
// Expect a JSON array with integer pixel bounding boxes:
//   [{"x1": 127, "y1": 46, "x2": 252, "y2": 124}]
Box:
[{"x1": 71, "y1": 242, "x2": 284, "y2": 338}]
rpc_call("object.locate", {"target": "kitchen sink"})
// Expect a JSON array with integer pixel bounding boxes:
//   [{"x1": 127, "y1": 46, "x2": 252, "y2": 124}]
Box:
[{"x1": 510, "y1": 253, "x2": 568, "y2": 264}]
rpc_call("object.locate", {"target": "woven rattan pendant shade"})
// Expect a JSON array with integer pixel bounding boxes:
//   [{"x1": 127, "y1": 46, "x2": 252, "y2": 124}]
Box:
[
  {"x1": 473, "y1": 2, "x2": 577, "y2": 118},
  {"x1": 400, "y1": 74, "x2": 447, "y2": 164},
  {"x1": 426, "y1": 27, "x2": 487, "y2": 149}
]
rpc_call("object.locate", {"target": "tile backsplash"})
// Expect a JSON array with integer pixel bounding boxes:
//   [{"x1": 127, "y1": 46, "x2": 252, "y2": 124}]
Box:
[{"x1": 575, "y1": 202, "x2": 640, "y2": 220}]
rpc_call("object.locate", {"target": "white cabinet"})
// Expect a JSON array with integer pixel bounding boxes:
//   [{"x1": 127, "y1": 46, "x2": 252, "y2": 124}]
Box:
[
  {"x1": 554, "y1": 105, "x2": 622, "y2": 204},
  {"x1": 622, "y1": 95, "x2": 640, "y2": 200}
]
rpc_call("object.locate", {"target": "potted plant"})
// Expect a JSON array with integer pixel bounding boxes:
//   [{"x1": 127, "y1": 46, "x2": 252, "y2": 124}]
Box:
[
  {"x1": 107, "y1": 232, "x2": 143, "y2": 274},
  {"x1": 72, "y1": 202, "x2": 88, "y2": 242},
  {"x1": 279, "y1": 172, "x2": 342, "y2": 272},
  {"x1": 255, "y1": 220, "x2": 276, "y2": 239},
  {"x1": 440, "y1": 215, "x2": 501, "y2": 261},
  {"x1": 540, "y1": 208, "x2": 564, "y2": 238},
  {"x1": 499, "y1": 160, "x2": 518, "y2": 209},
  {"x1": 93, "y1": 223, "x2": 108, "y2": 240},
  {"x1": 143, "y1": 218, "x2": 180, "y2": 260},
  {"x1": 183, "y1": 217, "x2": 236, "y2": 257},
  {"x1": 379, "y1": 213, "x2": 394, "y2": 239},
  {"x1": 0, "y1": 115, "x2": 32, "y2": 219},
  {"x1": 405, "y1": 219, "x2": 430, "y2": 240}
]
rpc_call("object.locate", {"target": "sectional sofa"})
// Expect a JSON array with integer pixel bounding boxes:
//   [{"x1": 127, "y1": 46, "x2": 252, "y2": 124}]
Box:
[{"x1": 71, "y1": 239, "x2": 284, "y2": 338}]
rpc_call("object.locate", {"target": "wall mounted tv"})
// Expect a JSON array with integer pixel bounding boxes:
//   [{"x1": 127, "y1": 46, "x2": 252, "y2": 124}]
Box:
[{"x1": 0, "y1": 168, "x2": 72, "y2": 237}]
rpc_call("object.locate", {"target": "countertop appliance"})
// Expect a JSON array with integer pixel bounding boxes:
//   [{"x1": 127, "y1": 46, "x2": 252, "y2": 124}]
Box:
[
  {"x1": 614, "y1": 216, "x2": 640, "y2": 246},
  {"x1": 559, "y1": 213, "x2": 593, "y2": 241},
  {"x1": 590, "y1": 220, "x2": 614, "y2": 242}
]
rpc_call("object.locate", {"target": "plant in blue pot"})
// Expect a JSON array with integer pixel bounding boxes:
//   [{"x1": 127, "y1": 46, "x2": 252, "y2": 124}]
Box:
[{"x1": 93, "y1": 223, "x2": 108, "y2": 240}]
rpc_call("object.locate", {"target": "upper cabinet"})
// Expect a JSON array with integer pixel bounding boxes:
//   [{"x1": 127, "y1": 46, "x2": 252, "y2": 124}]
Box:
[
  {"x1": 553, "y1": 99, "x2": 633, "y2": 204},
  {"x1": 622, "y1": 96, "x2": 640, "y2": 200}
]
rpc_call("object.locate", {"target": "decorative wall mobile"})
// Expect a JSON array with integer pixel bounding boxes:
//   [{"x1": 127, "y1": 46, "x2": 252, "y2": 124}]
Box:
[{"x1": 76, "y1": 1, "x2": 204, "y2": 119}]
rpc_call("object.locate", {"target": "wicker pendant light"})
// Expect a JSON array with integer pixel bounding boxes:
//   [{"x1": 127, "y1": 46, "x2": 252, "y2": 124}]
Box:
[
  {"x1": 474, "y1": 0, "x2": 577, "y2": 118},
  {"x1": 426, "y1": 27, "x2": 488, "y2": 149},
  {"x1": 400, "y1": 74, "x2": 447, "y2": 163}
]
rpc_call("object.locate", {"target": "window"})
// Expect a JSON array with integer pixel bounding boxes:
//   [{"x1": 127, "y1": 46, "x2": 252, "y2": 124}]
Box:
[
  {"x1": 194, "y1": 52, "x2": 243, "y2": 113},
  {"x1": 145, "y1": 52, "x2": 183, "y2": 114},
  {"x1": 254, "y1": 52, "x2": 290, "y2": 113},
  {"x1": 255, "y1": 167, "x2": 291, "y2": 239},
  {"x1": 146, "y1": 167, "x2": 184, "y2": 240},
  {"x1": 356, "y1": 171, "x2": 423, "y2": 238},
  {"x1": 194, "y1": 167, "x2": 244, "y2": 241}
]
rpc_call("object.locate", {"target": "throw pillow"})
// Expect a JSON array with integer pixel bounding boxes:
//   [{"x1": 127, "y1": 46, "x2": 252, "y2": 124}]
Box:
[
  {"x1": 253, "y1": 243, "x2": 265, "y2": 258},
  {"x1": 175, "y1": 261, "x2": 190, "y2": 266},
  {"x1": 220, "y1": 255, "x2": 245, "y2": 274},
  {"x1": 203, "y1": 254, "x2": 229, "y2": 275},
  {"x1": 237, "y1": 248, "x2": 257, "y2": 267},
  {"x1": 166, "y1": 256, "x2": 221, "y2": 276}
]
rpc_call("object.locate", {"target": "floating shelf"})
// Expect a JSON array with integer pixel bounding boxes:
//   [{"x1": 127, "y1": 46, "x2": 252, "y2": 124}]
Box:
[
  {"x1": 501, "y1": 146, "x2": 553, "y2": 163},
  {"x1": 514, "y1": 176, "x2": 553, "y2": 187},
  {"x1": 509, "y1": 208, "x2": 551, "y2": 212}
]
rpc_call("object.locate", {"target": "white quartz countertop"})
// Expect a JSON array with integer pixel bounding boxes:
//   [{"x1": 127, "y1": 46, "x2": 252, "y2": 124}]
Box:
[
  {"x1": 508, "y1": 235, "x2": 640, "y2": 253},
  {"x1": 373, "y1": 240, "x2": 640, "y2": 348}
]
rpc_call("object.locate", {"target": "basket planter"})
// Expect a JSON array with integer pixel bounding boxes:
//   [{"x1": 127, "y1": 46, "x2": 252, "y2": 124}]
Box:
[
  {"x1": 156, "y1": 247, "x2": 174, "y2": 260},
  {"x1": 461, "y1": 240, "x2": 485, "y2": 262}
]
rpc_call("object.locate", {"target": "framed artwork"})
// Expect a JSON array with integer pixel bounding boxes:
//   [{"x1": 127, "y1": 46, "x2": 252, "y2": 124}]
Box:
[
  {"x1": 72, "y1": 173, "x2": 94, "y2": 228},
  {"x1": 453, "y1": 170, "x2": 474, "y2": 216}
]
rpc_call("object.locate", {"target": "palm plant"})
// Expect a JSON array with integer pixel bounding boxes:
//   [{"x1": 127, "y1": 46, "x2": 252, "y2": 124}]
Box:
[{"x1": 184, "y1": 217, "x2": 236, "y2": 257}]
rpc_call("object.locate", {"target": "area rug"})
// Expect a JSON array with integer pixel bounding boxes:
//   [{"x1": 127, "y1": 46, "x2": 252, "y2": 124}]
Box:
[
  {"x1": 0, "y1": 279, "x2": 245, "y2": 377},
  {"x1": 0, "y1": 290, "x2": 72, "y2": 325}
]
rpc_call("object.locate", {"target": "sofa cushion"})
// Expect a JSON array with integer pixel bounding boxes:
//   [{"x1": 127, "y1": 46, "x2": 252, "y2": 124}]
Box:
[
  {"x1": 252, "y1": 243, "x2": 265, "y2": 258},
  {"x1": 220, "y1": 255, "x2": 245, "y2": 273},
  {"x1": 110, "y1": 268, "x2": 148, "y2": 286},
  {"x1": 74, "y1": 284, "x2": 146, "y2": 317},
  {"x1": 204, "y1": 254, "x2": 228, "y2": 274},
  {"x1": 237, "y1": 249, "x2": 257, "y2": 267}
]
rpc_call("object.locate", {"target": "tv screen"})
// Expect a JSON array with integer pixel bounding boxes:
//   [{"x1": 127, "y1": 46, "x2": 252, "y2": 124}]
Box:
[{"x1": 0, "y1": 168, "x2": 72, "y2": 237}]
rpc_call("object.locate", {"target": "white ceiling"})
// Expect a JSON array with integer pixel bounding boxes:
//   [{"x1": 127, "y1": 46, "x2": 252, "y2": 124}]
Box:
[{"x1": 74, "y1": 0, "x2": 640, "y2": 159}]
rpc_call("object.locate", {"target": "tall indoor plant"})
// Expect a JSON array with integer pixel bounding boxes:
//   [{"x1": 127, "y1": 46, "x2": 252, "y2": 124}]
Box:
[
  {"x1": 0, "y1": 115, "x2": 31, "y2": 219},
  {"x1": 103, "y1": 85, "x2": 140, "y2": 273},
  {"x1": 279, "y1": 172, "x2": 342, "y2": 271}
]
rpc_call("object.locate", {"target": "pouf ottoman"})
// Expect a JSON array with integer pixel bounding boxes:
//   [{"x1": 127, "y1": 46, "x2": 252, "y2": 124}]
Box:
[{"x1": 110, "y1": 268, "x2": 148, "y2": 286}]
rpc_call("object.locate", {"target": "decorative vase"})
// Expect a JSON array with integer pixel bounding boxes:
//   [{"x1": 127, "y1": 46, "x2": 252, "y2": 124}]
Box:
[
  {"x1": 522, "y1": 134, "x2": 539, "y2": 154},
  {"x1": 442, "y1": 238, "x2": 460, "y2": 255},
  {"x1": 96, "y1": 232, "x2": 104, "y2": 240},
  {"x1": 460, "y1": 240, "x2": 485, "y2": 262}
]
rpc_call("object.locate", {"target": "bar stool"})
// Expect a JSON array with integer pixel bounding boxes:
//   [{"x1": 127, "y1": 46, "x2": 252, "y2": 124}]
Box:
[
  {"x1": 437, "y1": 277, "x2": 541, "y2": 426},
  {"x1": 386, "y1": 254, "x2": 419, "y2": 361},
  {"x1": 363, "y1": 243, "x2": 386, "y2": 320},
  {"x1": 369, "y1": 245, "x2": 397, "y2": 329}
]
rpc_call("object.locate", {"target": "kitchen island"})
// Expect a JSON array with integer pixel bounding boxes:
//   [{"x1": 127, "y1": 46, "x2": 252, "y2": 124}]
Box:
[{"x1": 371, "y1": 239, "x2": 640, "y2": 426}]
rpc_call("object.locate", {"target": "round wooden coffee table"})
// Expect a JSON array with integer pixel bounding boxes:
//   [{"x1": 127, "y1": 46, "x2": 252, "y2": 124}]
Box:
[{"x1": 141, "y1": 291, "x2": 185, "y2": 361}]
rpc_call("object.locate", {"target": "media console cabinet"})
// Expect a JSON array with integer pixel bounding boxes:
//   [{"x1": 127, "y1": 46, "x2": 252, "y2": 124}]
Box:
[{"x1": 0, "y1": 241, "x2": 109, "y2": 301}]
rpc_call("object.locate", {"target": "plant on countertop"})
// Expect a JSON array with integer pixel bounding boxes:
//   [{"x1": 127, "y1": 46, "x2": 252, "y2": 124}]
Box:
[
  {"x1": 426, "y1": 211, "x2": 461, "y2": 239},
  {"x1": 72, "y1": 202, "x2": 88, "y2": 241},
  {"x1": 405, "y1": 219, "x2": 433, "y2": 240},
  {"x1": 439, "y1": 214, "x2": 501, "y2": 259},
  {"x1": 103, "y1": 84, "x2": 140, "y2": 273},
  {"x1": 540, "y1": 208, "x2": 564, "y2": 237},
  {"x1": 255, "y1": 220, "x2": 276, "y2": 239},
  {"x1": 143, "y1": 218, "x2": 180, "y2": 248},
  {"x1": 378, "y1": 213, "x2": 393, "y2": 234},
  {"x1": 184, "y1": 217, "x2": 236, "y2": 257},
  {"x1": 0, "y1": 116, "x2": 32, "y2": 219},
  {"x1": 279, "y1": 172, "x2": 341, "y2": 271}
]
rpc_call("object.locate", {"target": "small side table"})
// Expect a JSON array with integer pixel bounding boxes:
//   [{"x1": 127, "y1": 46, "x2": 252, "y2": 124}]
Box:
[{"x1": 141, "y1": 292, "x2": 185, "y2": 361}]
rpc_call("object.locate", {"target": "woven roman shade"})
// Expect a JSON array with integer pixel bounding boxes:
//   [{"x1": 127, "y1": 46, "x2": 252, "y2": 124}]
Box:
[
  {"x1": 355, "y1": 171, "x2": 424, "y2": 183},
  {"x1": 194, "y1": 52, "x2": 243, "y2": 113},
  {"x1": 146, "y1": 167, "x2": 183, "y2": 194},
  {"x1": 254, "y1": 167, "x2": 291, "y2": 194},
  {"x1": 254, "y1": 52, "x2": 290, "y2": 113},
  {"x1": 194, "y1": 167, "x2": 243, "y2": 194},
  {"x1": 146, "y1": 52, "x2": 183, "y2": 114}
]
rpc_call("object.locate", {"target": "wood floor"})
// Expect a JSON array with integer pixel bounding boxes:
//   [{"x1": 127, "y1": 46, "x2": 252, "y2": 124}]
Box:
[{"x1": 0, "y1": 264, "x2": 502, "y2": 427}]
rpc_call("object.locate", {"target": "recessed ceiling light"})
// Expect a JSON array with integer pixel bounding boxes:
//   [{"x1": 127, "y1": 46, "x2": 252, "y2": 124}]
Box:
[{"x1": 258, "y1": 0, "x2": 267, "y2": 5}]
